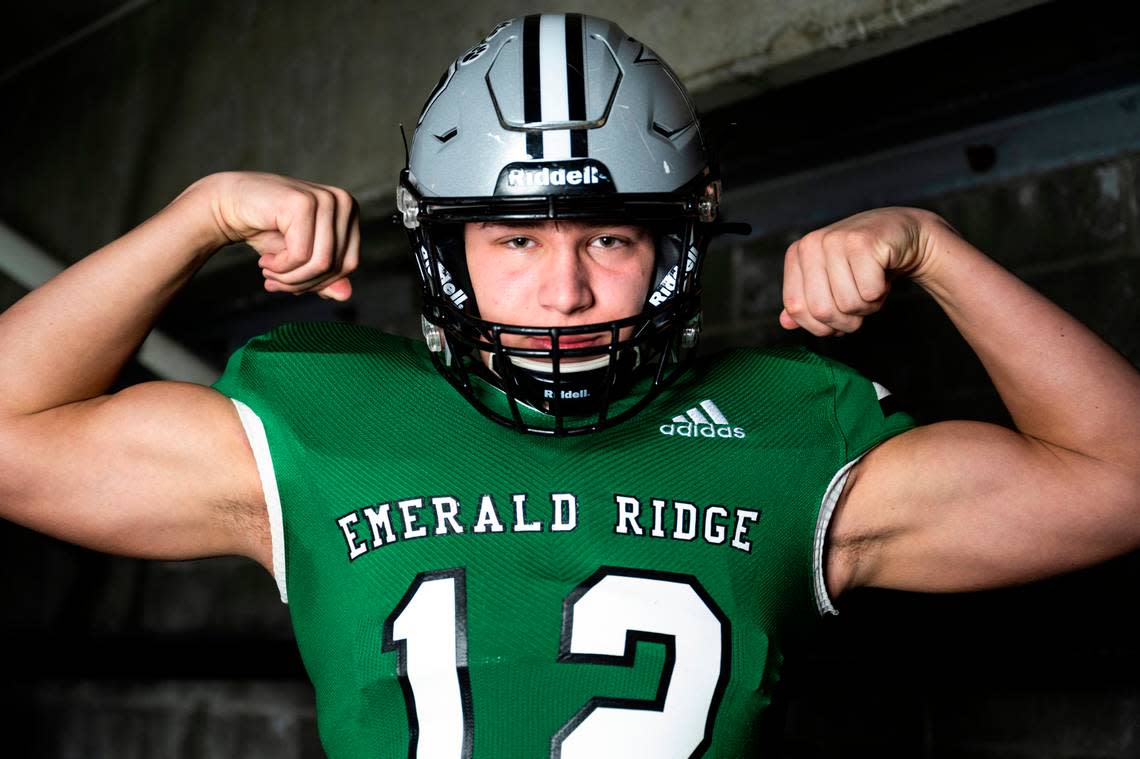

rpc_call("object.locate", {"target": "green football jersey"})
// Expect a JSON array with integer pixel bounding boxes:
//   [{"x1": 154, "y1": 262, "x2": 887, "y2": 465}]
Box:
[{"x1": 213, "y1": 321, "x2": 913, "y2": 758}]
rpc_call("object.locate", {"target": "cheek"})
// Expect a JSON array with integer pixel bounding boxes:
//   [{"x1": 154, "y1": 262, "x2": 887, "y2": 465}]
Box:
[
  {"x1": 468, "y1": 260, "x2": 525, "y2": 321},
  {"x1": 611, "y1": 257, "x2": 654, "y2": 314}
]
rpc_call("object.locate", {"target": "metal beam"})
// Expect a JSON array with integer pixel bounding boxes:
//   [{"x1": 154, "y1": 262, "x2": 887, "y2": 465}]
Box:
[
  {"x1": 0, "y1": 221, "x2": 218, "y2": 385},
  {"x1": 724, "y1": 84, "x2": 1140, "y2": 239}
]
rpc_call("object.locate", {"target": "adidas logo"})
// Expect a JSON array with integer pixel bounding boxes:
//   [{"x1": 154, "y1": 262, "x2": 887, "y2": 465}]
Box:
[{"x1": 659, "y1": 399, "x2": 746, "y2": 439}]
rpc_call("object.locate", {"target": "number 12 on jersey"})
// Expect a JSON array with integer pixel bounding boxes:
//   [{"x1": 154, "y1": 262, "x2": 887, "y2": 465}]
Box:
[{"x1": 382, "y1": 566, "x2": 732, "y2": 758}]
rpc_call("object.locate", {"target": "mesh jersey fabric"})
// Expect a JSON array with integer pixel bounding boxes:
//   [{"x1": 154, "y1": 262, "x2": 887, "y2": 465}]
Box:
[{"x1": 212, "y1": 321, "x2": 913, "y2": 758}]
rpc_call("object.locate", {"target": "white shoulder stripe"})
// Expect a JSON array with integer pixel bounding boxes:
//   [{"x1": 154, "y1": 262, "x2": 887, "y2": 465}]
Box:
[
  {"x1": 812, "y1": 456, "x2": 864, "y2": 616},
  {"x1": 231, "y1": 399, "x2": 288, "y2": 604}
]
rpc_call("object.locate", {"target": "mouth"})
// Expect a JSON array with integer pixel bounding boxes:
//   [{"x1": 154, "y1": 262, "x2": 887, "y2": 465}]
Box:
[
  {"x1": 505, "y1": 332, "x2": 614, "y2": 374},
  {"x1": 526, "y1": 333, "x2": 609, "y2": 352}
]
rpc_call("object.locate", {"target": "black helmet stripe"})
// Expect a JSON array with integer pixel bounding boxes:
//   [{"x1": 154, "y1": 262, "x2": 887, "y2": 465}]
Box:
[
  {"x1": 565, "y1": 13, "x2": 589, "y2": 157},
  {"x1": 522, "y1": 14, "x2": 589, "y2": 161},
  {"x1": 522, "y1": 15, "x2": 543, "y2": 159}
]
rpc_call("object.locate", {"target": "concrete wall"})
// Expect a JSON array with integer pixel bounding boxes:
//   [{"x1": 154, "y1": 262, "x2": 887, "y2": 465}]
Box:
[{"x1": 0, "y1": 0, "x2": 1041, "y2": 275}]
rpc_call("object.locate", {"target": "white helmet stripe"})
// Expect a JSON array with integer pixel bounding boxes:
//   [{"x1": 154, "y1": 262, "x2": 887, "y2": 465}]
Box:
[{"x1": 539, "y1": 14, "x2": 571, "y2": 159}]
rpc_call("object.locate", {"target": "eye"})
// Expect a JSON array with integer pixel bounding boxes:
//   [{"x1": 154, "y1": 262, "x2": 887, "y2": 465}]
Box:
[
  {"x1": 591, "y1": 235, "x2": 625, "y2": 249},
  {"x1": 502, "y1": 236, "x2": 535, "y2": 249}
]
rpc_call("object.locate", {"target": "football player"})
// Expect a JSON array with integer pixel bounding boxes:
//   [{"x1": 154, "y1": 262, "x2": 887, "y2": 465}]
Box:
[{"x1": 1, "y1": 13, "x2": 1138, "y2": 758}]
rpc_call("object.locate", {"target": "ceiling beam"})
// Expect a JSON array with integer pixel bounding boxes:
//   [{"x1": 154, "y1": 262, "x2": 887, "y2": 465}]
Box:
[{"x1": 0, "y1": 220, "x2": 218, "y2": 385}]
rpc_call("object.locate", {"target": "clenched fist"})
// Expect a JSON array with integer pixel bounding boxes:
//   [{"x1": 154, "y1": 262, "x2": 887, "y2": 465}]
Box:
[
  {"x1": 202, "y1": 172, "x2": 360, "y2": 301},
  {"x1": 780, "y1": 207, "x2": 950, "y2": 336}
]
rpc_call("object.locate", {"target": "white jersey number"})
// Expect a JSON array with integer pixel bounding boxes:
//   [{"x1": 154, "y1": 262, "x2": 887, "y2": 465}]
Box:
[
  {"x1": 382, "y1": 569, "x2": 473, "y2": 758},
  {"x1": 384, "y1": 566, "x2": 730, "y2": 759}
]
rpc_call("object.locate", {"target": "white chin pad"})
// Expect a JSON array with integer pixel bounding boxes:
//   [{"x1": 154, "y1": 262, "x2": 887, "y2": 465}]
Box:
[{"x1": 509, "y1": 354, "x2": 611, "y2": 373}]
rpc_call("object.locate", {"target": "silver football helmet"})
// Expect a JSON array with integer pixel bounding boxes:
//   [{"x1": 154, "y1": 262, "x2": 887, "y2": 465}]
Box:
[{"x1": 397, "y1": 13, "x2": 732, "y2": 435}]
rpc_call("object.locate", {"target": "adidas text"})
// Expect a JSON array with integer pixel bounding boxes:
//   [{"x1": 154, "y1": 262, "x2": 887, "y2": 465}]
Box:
[
  {"x1": 660, "y1": 399, "x2": 746, "y2": 439},
  {"x1": 660, "y1": 422, "x2": 745, "y2": 439}
]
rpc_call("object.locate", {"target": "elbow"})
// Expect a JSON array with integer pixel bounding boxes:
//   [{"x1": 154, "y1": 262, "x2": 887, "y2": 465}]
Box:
[
  {"x1": 0, "y1": 416, "x2": 42, "y2": 513},
  {"x1": 0, "y1": 424, "x2": 27, "y2": 513},
  {"x1": 1096, "y1": 463, "x2": 1140, "y2": 557}
]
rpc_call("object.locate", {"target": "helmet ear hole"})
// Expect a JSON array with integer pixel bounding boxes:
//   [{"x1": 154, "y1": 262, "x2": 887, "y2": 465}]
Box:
[
  {"x1": 651, "y1": 230, "x2": 684, "y2": 297},
  {"x1": 647, "y1": 228, "x2": 703, "y2": 310}
]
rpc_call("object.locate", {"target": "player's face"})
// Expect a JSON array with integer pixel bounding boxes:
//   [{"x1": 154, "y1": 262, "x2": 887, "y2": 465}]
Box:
[{"x1": 463, "y1": 220, "x2": 655, "y2": 354}]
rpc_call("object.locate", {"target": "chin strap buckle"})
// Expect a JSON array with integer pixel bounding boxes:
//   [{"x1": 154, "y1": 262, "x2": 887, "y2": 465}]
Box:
[
  {"x1": 421, "y1": 315, "x2": 445, "y2": 352},
  {"x1": 697, "y1": 181, "x2": 721, "y2": 223},
  {"x1": 397, "y1": 185, "x2": 421, "y2": 229},
  {"x1": 681, "y1": 313, "x2": 702, "y2": 349}
]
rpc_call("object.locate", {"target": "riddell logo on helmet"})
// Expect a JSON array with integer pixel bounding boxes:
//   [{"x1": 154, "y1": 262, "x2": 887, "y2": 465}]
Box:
[
  {"x1": 417, "y1": 247, "x2": 469, "y2": 309},
  {"x1": 544, "y1": 388, "x2": 590, "y2": 399},
  {"x1": 507, "y1": 165, "x2": 600, "y2": 188},
  {"x1": 649, "y1": 247, "x2": 699, "y2": 306},
  {"x1": 495, "y1": 160, "x2": 615, "y2": 196}
]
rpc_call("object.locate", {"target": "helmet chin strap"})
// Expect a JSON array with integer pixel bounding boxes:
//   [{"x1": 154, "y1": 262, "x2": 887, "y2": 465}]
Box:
[
  {"x1": 483, "y1": 345, "x2": 643, "y2": 417},
  {"x1": 508, "y1": 354, "x2": 612, "y2": 373}
]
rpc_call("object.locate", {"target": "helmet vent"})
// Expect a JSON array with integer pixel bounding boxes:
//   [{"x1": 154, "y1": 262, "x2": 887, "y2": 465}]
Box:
[
  {"x1": 652, "y1": 121, "x2": 687, "y2": 139},
  {"x1": 632, "y1": 44, "x2": 658, "y2": 65},
  {"x1": 434, "y1": 127, "x2": 459, "y2": 143}
]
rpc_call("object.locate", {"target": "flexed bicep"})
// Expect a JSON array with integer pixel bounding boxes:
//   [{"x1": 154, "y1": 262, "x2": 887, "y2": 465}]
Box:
[
  {"x1": 0, "y1": 381, "x2": 269, "y2": 568},
  {"x1": 826, "y1": 421, "x2": 1140, "y2": 599}
]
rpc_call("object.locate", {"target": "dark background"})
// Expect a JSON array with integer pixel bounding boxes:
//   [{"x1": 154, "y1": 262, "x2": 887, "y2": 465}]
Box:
[{"x1": 1, "y1": 1, "x2": 1138, "y2": 756}]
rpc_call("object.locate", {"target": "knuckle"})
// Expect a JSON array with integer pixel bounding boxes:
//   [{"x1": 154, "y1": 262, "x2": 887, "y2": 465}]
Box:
[
  {"x1": 817, "y1": 228, "x2": 842, "y2": 249},
  {"x1": 282, "y1": 250, "x2": 308, "y2": 269},
  {"x1": 806, "y1": 323, "x2": 833, "y2": 338},
  {"x1": 845, "y1": 228, "x2": 875, "y2": 249},
  {"x1": 799, "y1": 232, "x2": 824, "y2": 257},
  {"x1": 833, "y1": 292, "x2": 861, "y2": 313},
  {"x1": 290, "y1": 191, "x2": 318, "y2": 217},
  {"x1": 317, "y1": 186, "x2": 339, "y2": 208},
  {"x1": 334, "y1": 187, "x2": 355, "y2": 209},
  {"x1": 806, "y1": 298, "x2": 835, "y2": 322},
  {"x1": 309, "y1": 244, "x2": 334, "y2": 272},
  {"x1": 858, "y1": 279, "x2": 888, "y2": 302}
]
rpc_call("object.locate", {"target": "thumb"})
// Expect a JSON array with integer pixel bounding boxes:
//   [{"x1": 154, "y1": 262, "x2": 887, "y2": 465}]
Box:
[
  {"x1": 779, "y1": 309, "x2": 800, "y2": 330},
  {"x1": 318, "y1": 278, "x2": 353, "y2": 302}
]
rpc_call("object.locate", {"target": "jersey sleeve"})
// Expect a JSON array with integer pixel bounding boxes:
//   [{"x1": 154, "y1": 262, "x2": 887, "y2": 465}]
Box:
[
  {"x1": 212, "y1": 329, "x2": 295, "y2": 603},
  {"x1": 812, "y1": 355, "x2": 915, "y2": 616},
  {"x1": 211, "y1": 323, "x2": 435, "y2": 605},
  {"x1": 825, "y1": 356, "x2": 914, "y2": 461}
]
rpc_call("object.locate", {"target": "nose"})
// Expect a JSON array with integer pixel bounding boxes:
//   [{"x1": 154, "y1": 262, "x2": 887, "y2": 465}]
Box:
[{"x1": 536, "y1": 238, "x2": 594, "y2": 316}]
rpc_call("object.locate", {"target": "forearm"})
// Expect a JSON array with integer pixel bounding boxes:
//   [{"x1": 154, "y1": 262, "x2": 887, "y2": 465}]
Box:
[
  {"x1": 0, "y1": 175, "x2": 228, "y2": 416},
  {"x1": 914, "y1": 215, "x2": 1140, "y2": 465}
]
